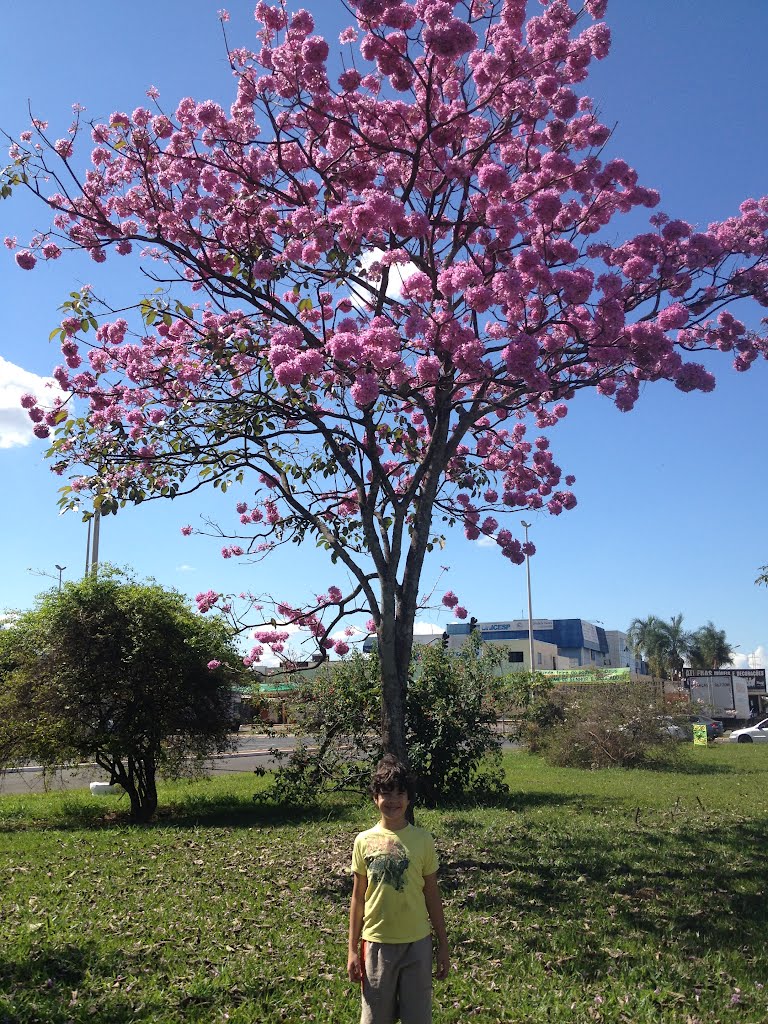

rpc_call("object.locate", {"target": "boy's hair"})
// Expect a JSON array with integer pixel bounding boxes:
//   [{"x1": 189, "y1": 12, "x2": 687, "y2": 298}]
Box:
[{"x1": 371, "y1": 754, "x2": 415, "y2": 801}]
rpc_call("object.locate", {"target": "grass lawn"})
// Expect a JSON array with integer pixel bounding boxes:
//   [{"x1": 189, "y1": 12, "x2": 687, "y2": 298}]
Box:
[{"x1": 1, "y1": 745, "x2": 767, "y2": 1023}]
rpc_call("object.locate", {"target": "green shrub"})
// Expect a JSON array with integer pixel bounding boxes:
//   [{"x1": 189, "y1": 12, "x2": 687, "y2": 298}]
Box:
[
  {"x1": 259, "y1": 634, "x2": 508, "y2": 805},
  {"x1": 534, "y1": 681, "x2": 684, "y2": 769}
]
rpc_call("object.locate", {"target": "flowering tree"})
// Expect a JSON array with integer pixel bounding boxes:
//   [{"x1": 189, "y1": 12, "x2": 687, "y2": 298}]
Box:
[{"x1": 4, "y1": 0, "x2": 768, "y2": 763}]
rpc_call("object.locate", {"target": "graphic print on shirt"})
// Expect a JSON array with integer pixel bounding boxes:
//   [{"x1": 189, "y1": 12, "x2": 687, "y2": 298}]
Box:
[{"x1": 364, "y1": 834, "x2": 410, "y2": 892}]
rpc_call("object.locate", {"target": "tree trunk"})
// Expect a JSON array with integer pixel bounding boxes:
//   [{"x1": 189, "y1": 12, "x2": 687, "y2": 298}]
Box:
[
  {"x1": 111, "y1": 754, "x2": 159, "y2": 822},
  {"x1": 378, "y1": 606, "x2": 410, "y2": 764}
]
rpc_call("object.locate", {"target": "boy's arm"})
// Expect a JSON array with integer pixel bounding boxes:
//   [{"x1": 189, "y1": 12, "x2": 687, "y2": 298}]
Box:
[
  {"x1": 423, "y1": 872, "x2": 450, "y2": 980},
  {"x1": 347, "y1": 871, "x2": 366, "y2": 983}
]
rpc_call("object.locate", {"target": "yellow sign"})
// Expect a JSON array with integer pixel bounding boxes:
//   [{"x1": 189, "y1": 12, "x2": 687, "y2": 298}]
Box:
[{"x1": 692, "y1": 724, "x2": 708, "y2": 746}]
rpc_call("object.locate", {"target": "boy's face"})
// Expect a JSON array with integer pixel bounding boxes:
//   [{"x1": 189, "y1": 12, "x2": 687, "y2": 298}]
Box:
[{"x1": 373, "y1": 784, "x2": 409, "y2": 827}]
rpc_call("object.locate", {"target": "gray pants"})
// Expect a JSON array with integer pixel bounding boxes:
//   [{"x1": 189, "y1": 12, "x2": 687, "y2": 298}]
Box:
[{"x1": 361, "y1": 935, "x2": 432, "y2": 1024}]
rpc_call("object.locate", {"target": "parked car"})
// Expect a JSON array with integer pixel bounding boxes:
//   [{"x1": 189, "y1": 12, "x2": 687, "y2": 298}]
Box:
[
  {"x1": 685, "y1": 715, "x2": 724, "y2": 741},
  {"x1": 728, "y1": 719, "x2": 768, "y2": 743},
  {"x1": 658, "y1": 716, "x2": 686, "y2": 741}
]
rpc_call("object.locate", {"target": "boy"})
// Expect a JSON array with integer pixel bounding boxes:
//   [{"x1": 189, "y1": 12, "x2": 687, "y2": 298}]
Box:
[{"x1": 348, "y1": 755, "x2": 450, "y2": 1024}]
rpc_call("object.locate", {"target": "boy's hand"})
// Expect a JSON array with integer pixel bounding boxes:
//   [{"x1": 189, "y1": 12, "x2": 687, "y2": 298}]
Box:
[
  {"x1": 434, "y1": 943, "x2": 450, "y2": 980},
  {"x1": 347, "y1": 951, "x2": 363, "y2": 983}
]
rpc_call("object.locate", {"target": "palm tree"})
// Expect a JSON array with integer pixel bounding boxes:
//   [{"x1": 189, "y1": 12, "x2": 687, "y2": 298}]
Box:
[
  {"x1": 627, "y1": 615, "x2": 667, "y2": 679},
  {"x1": 661, "y1": 613, "x2": 692, "y2": 679},
  {"x1": 627, "y1": 614, "x2": 692, "y2": 680},
  {"x1": 689, "y1": 622, "x2": 734, "y2": 671}
]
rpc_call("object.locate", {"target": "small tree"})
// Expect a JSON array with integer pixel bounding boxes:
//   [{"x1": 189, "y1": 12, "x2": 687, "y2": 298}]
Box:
[{"x1": 0, "y1": 572, "x2": 242, "y2": 821}]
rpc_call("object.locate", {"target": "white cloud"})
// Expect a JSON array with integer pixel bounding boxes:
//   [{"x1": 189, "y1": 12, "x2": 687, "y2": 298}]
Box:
[
  {"x1": 0, "y1": 356, "x2": 61, "y2": 449},
  {"x1": 731, "y1": 646, "x2": 768, "y2": 670},
  {"x1": 414, "y1": 621, "x2": 444, "y2": 636},
  {"x1": 476, "y1": 534, "x2": 496, "y2": 548},
  {"x1": 349, "y1": 248, "x2": 418, "y2": 309},
  {"x1": 175, "y1": 564, "x2": 195, "y2": 573}
]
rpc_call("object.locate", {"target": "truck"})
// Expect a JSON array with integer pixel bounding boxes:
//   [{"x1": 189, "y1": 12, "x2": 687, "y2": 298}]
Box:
[{"x1": 686, "y1": 672, "x2": 750, "y2": 720}]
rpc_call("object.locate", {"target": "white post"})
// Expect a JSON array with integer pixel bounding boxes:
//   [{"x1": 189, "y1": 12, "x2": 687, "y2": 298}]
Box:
[
  {"x1": 521, "y1": 521, "x2": 534, "y2": 673},
  {"x1": 90, "y1": 510, "x2": 101, "y2": 577}
]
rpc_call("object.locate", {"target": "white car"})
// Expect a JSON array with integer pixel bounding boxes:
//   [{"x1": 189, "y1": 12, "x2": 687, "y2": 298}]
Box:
[{"x1": 728, "y1": 719, "x2": 768, "y2": 743}]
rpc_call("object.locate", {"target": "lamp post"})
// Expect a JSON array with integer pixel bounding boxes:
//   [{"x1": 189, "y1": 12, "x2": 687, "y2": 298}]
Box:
[
  {"x1": 521, "y1": 521, "x2": 534, "y2": 673},
  {"x1": 55, "y1": 564, "x2": 66, "y2": 591}
]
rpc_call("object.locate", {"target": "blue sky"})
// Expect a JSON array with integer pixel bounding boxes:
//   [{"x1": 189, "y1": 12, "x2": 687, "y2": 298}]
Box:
[{"x1": 1, "y1": 0, "x2": 766, "y2": 668}]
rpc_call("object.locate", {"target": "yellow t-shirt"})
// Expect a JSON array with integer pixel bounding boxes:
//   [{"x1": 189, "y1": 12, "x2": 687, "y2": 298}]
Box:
[{"x1": 352, "y1": 822, "x2": 438, "y2": 944}]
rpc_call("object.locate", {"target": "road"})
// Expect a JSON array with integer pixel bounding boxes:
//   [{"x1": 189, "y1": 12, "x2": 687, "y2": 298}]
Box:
[
  {"x1": 0, "y1": 731, "x2": 300, "y2": 796},
  {"x1": 0, "y1": 730, "x2": 519, "y2": 797}
]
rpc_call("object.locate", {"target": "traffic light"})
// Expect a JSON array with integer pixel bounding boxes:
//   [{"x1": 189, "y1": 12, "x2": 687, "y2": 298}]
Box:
[
  {"x1": 469, "y1": 616, "x2": 478, "y2": 632},
  {"x1": 441, "y1": 631, "x2": 449, "y2": 649}
]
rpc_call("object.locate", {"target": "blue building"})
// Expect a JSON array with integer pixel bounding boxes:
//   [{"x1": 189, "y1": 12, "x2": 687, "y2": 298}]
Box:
[{"x1": 447, "y1": 618, "x2": 646, "y2": 673}]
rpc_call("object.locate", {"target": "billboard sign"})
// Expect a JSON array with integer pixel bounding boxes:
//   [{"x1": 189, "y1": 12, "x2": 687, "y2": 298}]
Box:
[
  {"x1": 482, "y1": 620, "x2": 554, "y2": 633},
  {"x1": 581, "y1": 621, "x2": 599, "y2": 645},
  {"x1": 540, "y1": 667, "x2": 631, "y2": 684}
]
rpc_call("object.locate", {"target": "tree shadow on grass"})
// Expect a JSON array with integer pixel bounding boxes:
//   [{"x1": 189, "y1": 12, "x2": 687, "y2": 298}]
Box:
[
  {"x1": 0, "y1": 943, "x2": 142, "y2": 1024},
  {"x1": 0, "y1": 793, "x2": 361, "y2": 835},
  {"x1": 654, "y1": 755, "x2": 735, "y2": 776},
  {"x1": 0, "y1": 942, "x2": 309, "y2": 1024},
  {"x1": 440, "y1": 813, "x2": 768, "y2": 984},
  {"x1": 436, "y1": 789, "x2": 632, "y2": 817}
]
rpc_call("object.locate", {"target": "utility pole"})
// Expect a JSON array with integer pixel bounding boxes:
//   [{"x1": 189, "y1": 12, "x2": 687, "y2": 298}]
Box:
[
  {"x1": 521, "y1": 520, "x2": 534, "y2": 673},
  {"x1": 90, "y1": 510, "x2": 101, "y2": 576},
  {"x1": 55, "y1": 564, "x2": 66, "y2": 591},
  {"x1": 85, "y1": 511, "x2": 101, "y2": 577}
]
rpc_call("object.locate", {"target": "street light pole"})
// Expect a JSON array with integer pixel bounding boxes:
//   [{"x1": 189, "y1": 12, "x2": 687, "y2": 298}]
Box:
[
  {"x1": 521, "y1": 521, "x2": 534, "y2": 673},
  {"x1": 55, "y1": 564, "x2": 66, "y2": 591}
]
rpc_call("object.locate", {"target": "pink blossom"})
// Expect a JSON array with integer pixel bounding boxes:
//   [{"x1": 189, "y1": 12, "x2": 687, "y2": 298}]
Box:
[
  {"x1": 181, "y1": 525, "x2": 193, "y2": 536},
  {"x1": 351, "y1": 372, "x2": 379, "y2": 408},
  {"x1": 442, "y1": 591, "x2": 459, "y2": 608},
  {"x1": 424, "y1": 19, "x2": 477, "y2": 58},
  {"x1": 288, "y1": 9, "x2": 313, "y2": 33},
  {"x1": 15, "y1": 250, "x2": 36, "y2": 270},
  {"x1": 207, "y1": 659, "x2": 222, "y2": 670},
  {"x1": 416, "y1": 356, "x2": 441, "y2": 383},
  {"x1": 454, "y1": 606, "x2": 468, "y2": 620},
  {"x1": 657, "y1": 303, "x2": 689, "y2": 330},
  {"x1": 302, "y1": 36, "x2": 329, "y2": 64},
  {"x1": 334, "y1": 641, "x2": 350, "y2": 656}
]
